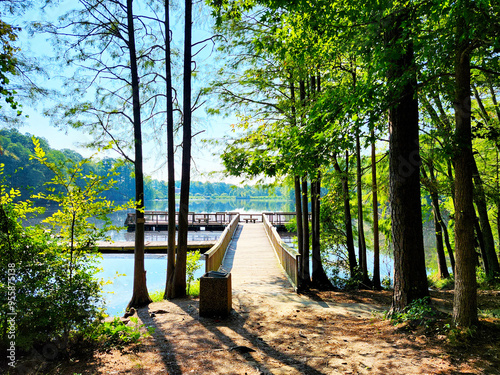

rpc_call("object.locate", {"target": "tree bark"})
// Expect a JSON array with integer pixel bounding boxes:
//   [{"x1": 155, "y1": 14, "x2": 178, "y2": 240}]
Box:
[
  {"x1": 301, "y1": 177, "x2": 311, "y2": 283},
  {"x1": 472, "y1": 158, "x2": 500, "y2": 276},
  {"x1": 386, "y1": 12, "x2": 428, "y2": 312},
  {"x1": 126, "y1": 0, "x2": 151, "y2": 309},
  {"x1": 356, "y1": 132, "x2": 370, "y2": 287},
  {"x1": 294, "y1": 175, "x2": 306, "y2": 289},
  {"x1": 334, "y1": 153, "x2": 357, "y2": 278},
  {"x1": 421, "y1": 165, "x2": 450, "y2": 279},
  {"x1": 172, "y1": 0, "x2": 192, "y2": 298},
  {"x1": 310, "y1": 174, "x2": 333, "y2": 289},
  {"x1": 371, "y1": 131, "x2": 381, "y2": 289},
  {"x1": 488, "y1": 81, "x2": 500, "y2": 264},
  {"x1": 164, "y1": 0, "x2": 177, "y2": 299},
  {"x1": 453, "y1": 0, "x2": 478, "y2": 327}
]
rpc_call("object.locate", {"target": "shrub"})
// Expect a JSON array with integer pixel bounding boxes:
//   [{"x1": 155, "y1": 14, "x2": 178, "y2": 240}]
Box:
[
  {"x1": 0, "y1": 141, "x2": 133, "y2": 355},
  {"x1": 91, "y1": 317, "x2": 153, "y2": 349},
  {"x1": 186, "y1": 251, "x2": 202, "y2": 295},
  {"x1": 388, "y1": 297, "x2": 436, "y2": 326},
  {"x1": 428, "y1": 273, "x2": 455, "y2": 290}
]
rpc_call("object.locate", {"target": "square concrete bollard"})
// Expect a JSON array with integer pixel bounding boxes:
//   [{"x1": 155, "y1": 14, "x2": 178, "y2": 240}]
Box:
[{"x1": 199, "y1": 271, "x2": 232, "y2": 318}]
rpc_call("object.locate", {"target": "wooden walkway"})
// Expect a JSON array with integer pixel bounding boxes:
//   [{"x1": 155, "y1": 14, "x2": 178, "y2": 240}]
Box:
[
  {"x1": 96, "y1": 240, "x2": 216, "y2": 253},
  {"x1": 219, "y1": 223, "x2": 382, "y2": 317},
  {"x1": 220, "y1": 223, "x2": 295, "y2": 297}
]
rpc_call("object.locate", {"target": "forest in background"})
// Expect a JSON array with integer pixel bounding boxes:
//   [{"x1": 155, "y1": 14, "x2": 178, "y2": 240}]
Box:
[{"x1": 0, "y1": 129, "x2": 291, "y2": 202}]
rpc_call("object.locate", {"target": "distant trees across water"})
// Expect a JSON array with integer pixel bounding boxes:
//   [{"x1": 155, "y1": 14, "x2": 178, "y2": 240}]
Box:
[{"x1": 0, "y1": 129, "x2": 291, "y2": 202}]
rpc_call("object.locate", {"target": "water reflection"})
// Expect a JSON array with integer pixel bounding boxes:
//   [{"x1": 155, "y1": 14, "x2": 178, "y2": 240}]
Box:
[{"x1": 98, "y1": 254, "x2": 205, "y2": 317}]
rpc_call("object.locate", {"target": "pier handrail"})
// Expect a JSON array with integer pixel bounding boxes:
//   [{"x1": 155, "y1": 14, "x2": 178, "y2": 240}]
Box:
[
  {"x1": 204, "y1": 214, "x2": 240, "y2": 273},
  {"x1": 262, "y1": 214, "x2": 299, "y2": 288}
]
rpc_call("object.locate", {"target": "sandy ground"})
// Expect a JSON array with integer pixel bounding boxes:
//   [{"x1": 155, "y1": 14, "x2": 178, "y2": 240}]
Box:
[{"x1": 17, "y1": 288, "x2": 499, "y2": 375}]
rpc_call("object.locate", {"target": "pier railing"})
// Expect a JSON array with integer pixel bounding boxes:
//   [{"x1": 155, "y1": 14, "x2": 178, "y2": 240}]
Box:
[
  {"x1": 204, "y1": 214, "x2": 240, "y2": 272},
  {"x1": 262, "y1": 214, "x2": 299, "y2": 288},
  {"x1": 125, "y1": 211, "x2": 238, "y2": 227}
]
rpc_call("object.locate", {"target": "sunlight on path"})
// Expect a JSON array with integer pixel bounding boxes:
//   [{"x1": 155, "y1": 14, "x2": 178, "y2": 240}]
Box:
[{"x1": 220, "y1": 223, "x2": 383, "y2": 317}]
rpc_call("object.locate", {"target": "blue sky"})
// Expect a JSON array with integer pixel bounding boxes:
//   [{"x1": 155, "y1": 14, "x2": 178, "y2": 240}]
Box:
[{"x1": 10, "y1": 1, "x2": 238, "y2": 183}]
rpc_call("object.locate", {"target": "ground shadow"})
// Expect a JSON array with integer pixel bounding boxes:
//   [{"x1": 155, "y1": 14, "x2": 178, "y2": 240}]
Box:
[{"x1": 174, "y1": 299, "x2": 327, "y2": 375}]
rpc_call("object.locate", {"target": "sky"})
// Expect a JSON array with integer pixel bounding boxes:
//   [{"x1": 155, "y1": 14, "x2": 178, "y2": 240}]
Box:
[{"x1": 8, "y1": 0, "x2": 240, "y2": 183}]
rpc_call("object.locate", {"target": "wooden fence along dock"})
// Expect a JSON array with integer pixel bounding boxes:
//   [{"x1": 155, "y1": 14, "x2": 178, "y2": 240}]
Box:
[
  {"x1": 97, "y1": 212, "x2": 298, "y2": 253},
  {"x1": 124, "y1": 211, "x2": 299, "y2": 232}
]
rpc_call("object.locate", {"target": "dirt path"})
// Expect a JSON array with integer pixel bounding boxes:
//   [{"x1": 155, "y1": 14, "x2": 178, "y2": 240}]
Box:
[{"x1": 35, "y1": 224, "x2": 500, "y2": 374}]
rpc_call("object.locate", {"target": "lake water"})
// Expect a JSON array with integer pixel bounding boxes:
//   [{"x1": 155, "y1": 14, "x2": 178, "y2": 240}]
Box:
[{"x1": 97, "y1": 254, "x2": 206, "y2": 317}]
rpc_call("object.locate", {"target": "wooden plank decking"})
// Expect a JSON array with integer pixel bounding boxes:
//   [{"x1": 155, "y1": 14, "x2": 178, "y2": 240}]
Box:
[{"x1": 220, "y1": 223, "x2": 296, "y2": 297}]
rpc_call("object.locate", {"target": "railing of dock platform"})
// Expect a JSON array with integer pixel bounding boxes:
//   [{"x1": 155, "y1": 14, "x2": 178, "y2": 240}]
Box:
[
  {"x1": 262, "y1": 214, "x2": 299, "y2": 289},
  {"x1": 204, "y1": 214, "x2": 240, "y2": 273}
]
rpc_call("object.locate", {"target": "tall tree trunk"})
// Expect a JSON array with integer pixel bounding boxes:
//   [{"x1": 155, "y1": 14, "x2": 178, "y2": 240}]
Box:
[
  {"x1": 371, "y1": 130, "x2": 381, "y2": 289},
  {"x1": 429, "y1": 164, "x2": 455, "y2": 274},
  {"x1": 422, "y1": 166, "x2": 450, "y2": 279},
  {"x1": 356, "y1": 132, "x2": 370, "y2": 287},
  {"x1": 127, "y1": 0, "x2": 151, "y2": 309},
  {"x1": 488, "y1": 81, "x2": 500, "y2": 263},
  {"x1": 433, "y1": 208, "x2": 450, "y2": 279},
  {"x1": 472, "y1": 158, "x2": 500, "y2": 276},
  {"x1": 453, "y1": 0, "x2": 478, "y2": 327},
  {"x1": 294, "y1": 176, "x2": 306, "y2": 289},
  {"x1": 474, "y1": 214, "x2": 487, "y2": 270},
  {"x1": 386, "y1": 12, "x2": 428, "y2": 312},
  {"x1": 334, "y1": 153, "x2": 357, "y2": 277},
  {"x1": 172, "y1": 0, "x2": 192, "y2": 298},
  {"x1": 301, "y1": 177, "x2": 311, "y2": 283},
  {"x1": 311, "y1": 173, "x2": 333, "y2": 289},
  {"x1": 164, "y1": 0, "x2": 177, "y2": 299}
]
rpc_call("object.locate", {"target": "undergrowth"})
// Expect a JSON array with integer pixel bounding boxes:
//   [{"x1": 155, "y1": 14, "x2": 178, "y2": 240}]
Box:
[
  {"x1": 92, "y1": 317, "x2": 154, "y2": 350},
  {"x1": 150, "y1": 280, "x2": 201, "y2": 302},
  {"x1": 387, "y1": 297, "x2": 437, "y2": 326}
]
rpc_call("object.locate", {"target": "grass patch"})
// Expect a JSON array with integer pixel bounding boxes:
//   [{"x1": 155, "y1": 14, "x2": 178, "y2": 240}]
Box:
[
  {"x1": 149, "y1": 279, "x2": 200, "y2": 302},
  {"x1": 479, "y1": 308, "x2": 500, "y2": 319},
  {"x1": 428, "y1": 273, "x2": 454, "y2": 290},
  {"x1": 150, "y1": 290, "x2": 165, "y2": 302}
]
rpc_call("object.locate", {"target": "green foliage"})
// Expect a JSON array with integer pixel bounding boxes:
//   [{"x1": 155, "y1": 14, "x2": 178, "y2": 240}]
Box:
[
  {"x1": 476, "y1": 267, "x2": 500, "y2": 290},
  {"x1": 0, "y1": 139, "x2": 133, "y2": 353},
  {"x1": 387, "y1": 297, "x2": 436, "y2": 327},
  {"x1": 186, "y1": 251, "x2": 202, "y2": 295},
  {"x1": 446, "y1": 325, "x2": 478, "y2": 348},
  {"x1": 0, "y1": 182, "x2": 104, "y2": 351},
  {"x1": 479, "y1": 309, "x2": 500, "y2": 320},
  {"x1": 0, "y1": 19, "x2": 20, "y2": 113},
  {"x1": 187, "y1": 280, "x2": 200, "y2": 297},
  {"x1": 428, "y1": 273, "x2": 455, "y2": 290},
  {"x1": 149, "y1": 290, "x2": 164, "y2": 303},
  {"x1": 381, "y1": 276, "x2": 392, "y2": 290},
  {"x1": 90, "y1": 316, "x2": 152, "y2": 350}
]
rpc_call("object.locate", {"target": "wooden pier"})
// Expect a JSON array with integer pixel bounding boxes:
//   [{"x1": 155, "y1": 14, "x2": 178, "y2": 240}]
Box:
[
  {"x1": 124, "y1": 211, "x2": 299, "y2": 232},
  {"x1": 96, "y1": 240, "x2": 216, "y2": 254}
]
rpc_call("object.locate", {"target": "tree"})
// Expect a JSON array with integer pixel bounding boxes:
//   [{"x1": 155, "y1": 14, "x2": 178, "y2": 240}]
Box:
[
  {"x1": 333, "y1": 153, "x2": 357, "y2": 278},
  {"x1": 371, "y1": 129, "x2": 381, "y2": 289},
  {"x1": 452, "y1": 0, "x2": 478, "y2": 327},
  {"x1": 126, "y1": 0, "x2": 152, "y2": 308},
  {"x1": 170, "y1": 0, "x2": 193, "y2": 298},
  {"x1": 0, "y1": 19, "x2": 20, "y2": 116},
  {"x1": 385, "y1": 6, "x2": 428, "y2": 312},
  {"x1": 421, "y1": 162, "x2": 450, "y2": 279},
  {"x1": 40, "y1": 0, "x2": 155, "y2": 308},
  {"x1": 164, "y1": 0, "x2": 177, "y2": 299}
]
